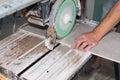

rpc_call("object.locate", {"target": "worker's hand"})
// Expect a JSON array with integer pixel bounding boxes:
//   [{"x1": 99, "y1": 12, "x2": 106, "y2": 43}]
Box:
[{"x1": 72, "y1": 32, "x2": 100, "y2": 52}]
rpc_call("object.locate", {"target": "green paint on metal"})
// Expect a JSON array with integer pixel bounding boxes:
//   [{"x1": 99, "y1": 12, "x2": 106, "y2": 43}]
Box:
[
  {"x1": 54, "y1": 0, "x2": 76, "y2": 38},
  {"x1": 93, "y1": 0, "x2": 104, "y2": 21}
]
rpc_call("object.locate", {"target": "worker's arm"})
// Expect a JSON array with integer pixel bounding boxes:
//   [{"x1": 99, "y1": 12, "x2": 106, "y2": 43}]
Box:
[
  {"x1": 93, "y1": 0, "x2": 120, "y2": 39},
  {"x1": 73, "y1": 0, "x2": 120, "y2": 52}
]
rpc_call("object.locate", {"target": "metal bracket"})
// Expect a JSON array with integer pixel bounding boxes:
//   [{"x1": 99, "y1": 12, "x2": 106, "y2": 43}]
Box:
[
  {"x1": 45, "y1": 27, "x2": 56, "y2": 50},
  {"x1": 38, "y1": 0, "x2": 50, "y2": 23}
]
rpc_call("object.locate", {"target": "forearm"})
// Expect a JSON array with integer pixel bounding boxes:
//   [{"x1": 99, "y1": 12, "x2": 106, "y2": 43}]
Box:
[{"x1": 93, "y1": 1, "x2": 120, "y2": 39}]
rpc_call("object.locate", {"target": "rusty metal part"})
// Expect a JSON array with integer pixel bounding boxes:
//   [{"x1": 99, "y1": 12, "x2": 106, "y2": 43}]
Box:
[
  {"x1": 25, "y1": 0, "x2": 50, "y2": 27},
  {"x1": 0, "y1": 73, "x2": 10, "y2": 80},
  {"x1": 45, "y1": 27, "x2": 56, "y2": 50},
  {"x1": 0, "y1": 66, "x2": 22, "y2": 80},
  {"x1": 21, "y1": 9, "x2": 28, "y2": 17},
  {"x1": 27, "y1": 16, "x2": 46, "y2": 26}
]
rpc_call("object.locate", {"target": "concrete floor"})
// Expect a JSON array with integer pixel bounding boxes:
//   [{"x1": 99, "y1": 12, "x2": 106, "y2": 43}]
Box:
[{"x1": 0, "y1": 14, "x2": 115, "y2": 80}]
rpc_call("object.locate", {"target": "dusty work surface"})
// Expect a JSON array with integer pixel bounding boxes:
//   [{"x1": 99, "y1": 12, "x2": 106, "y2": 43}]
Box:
[
  {"x1": 0, "y1": 0, "x2": 42, "y2": 18},
  {"x1": 61, "y1": 23, "x2": 120, "y2": 64},
  {"x1": 0, "y1": 25, "x2": 91, "y2": 80}
]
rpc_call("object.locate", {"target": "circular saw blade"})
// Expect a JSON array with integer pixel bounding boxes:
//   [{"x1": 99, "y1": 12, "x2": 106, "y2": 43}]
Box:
[{"x1": 49, "y1": 0, "x2": 77, "y2": 39}]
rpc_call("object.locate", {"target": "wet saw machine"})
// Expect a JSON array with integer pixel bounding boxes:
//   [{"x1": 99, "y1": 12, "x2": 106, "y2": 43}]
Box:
[{"x1": 25, "y1": 0, "x2": 81, "y2": 49}]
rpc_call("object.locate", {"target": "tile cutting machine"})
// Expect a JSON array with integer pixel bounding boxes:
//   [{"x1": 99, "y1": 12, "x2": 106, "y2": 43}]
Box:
[
  {"x1": 0, "y1": 0, "x2": 120, "y2": 80},
  {"x1": 24, "y1": 0, "x2": 81, "y2": 49}
]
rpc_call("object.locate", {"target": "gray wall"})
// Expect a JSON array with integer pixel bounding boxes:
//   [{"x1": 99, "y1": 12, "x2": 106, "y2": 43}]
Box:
[{"x1": 86, "y1": 0, "x2": 95, "y2": 20}]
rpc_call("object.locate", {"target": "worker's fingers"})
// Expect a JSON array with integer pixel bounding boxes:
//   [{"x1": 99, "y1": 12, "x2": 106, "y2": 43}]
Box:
[
  {"x1": 83, "y1": 43, "x2": 95, "y2": 52},
  {"x1": 72, "y1": 38, "x2": 80, "y2": 48},
  {"x1": 72, "y1": 41, "x2": 78, "y2": 49},
  {"x1": 72, "y1": 38, "x2": 86, "y2": 49},
  {"x1": 79, "y1": 42, "x2": 88, "y2": 51}
]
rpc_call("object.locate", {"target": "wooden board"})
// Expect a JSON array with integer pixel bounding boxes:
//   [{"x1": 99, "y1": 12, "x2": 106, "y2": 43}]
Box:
[
  {"x1": 0, "y1": 0, "x2": 42, "y2": 18},
  {"x1": 0, "y1": 25, "x2": 91, "y2": 80},
  {"x1": 21, "y1": 45, "x2": 91, "y2": 80},
  {"x1": 0, "y1": 29, "x2": 50, "y2": 79},
  {"x1": 0, "y1": 32, "x2": 42, "y2": 67}
]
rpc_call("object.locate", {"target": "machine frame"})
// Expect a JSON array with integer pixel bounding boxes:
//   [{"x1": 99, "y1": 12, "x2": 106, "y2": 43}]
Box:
[
  {"x1": 26, "y1": 0, "x2": 81, "y2": 27},
  {"x1": 25, "y1": 0, "x2": 81, "y2": 49}
]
